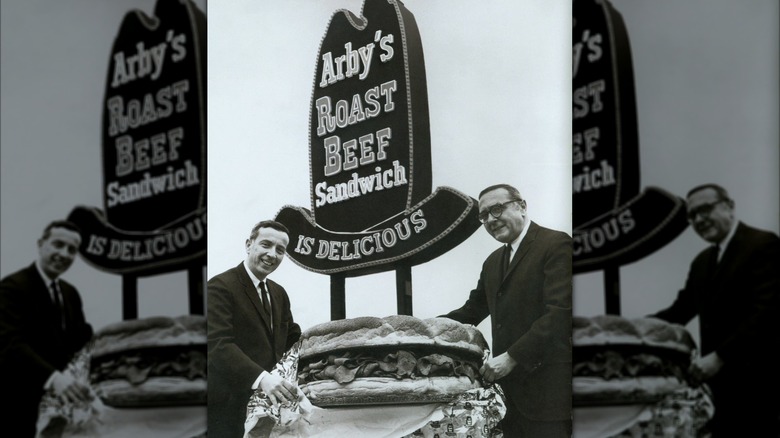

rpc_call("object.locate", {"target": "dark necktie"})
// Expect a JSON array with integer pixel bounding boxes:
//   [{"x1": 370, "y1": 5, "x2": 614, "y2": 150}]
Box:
[
  {"x1": 501, "y1": 244, "x2": 512, "y2": 278},
  {"x1": 259, "y1": 281, "x2": 272, "y2": 321},
  {"x1": 50, "y1": 281, "x2": 65, "y2": 330},
  {"x1": 709, "y1": 244, "x2": 721, "y2": 276}
]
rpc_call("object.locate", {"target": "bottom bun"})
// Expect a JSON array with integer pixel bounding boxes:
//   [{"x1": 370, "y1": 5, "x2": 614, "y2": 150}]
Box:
[
  {"x1": 573, "y1": 375, "x2": 686, "y2": 406},
  {"x1": 95, "y1": 377, "x2": 207, "y2": 407},
  {"x1": 300, "y1": 376, "x2": 482, "y2": 407}
]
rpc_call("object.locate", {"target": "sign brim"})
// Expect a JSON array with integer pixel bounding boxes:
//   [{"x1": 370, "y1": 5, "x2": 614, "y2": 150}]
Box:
[
  {"x1": 275, "y1": 186, "x2": 481, "y2": 277},
  {"x1": 573, "y1": 187, "x2": 689, "y2": 273}
]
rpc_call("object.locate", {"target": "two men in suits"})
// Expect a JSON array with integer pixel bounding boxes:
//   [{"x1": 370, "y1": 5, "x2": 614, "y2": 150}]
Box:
[
  {"x1": 444, "y1": 184, "x2": 572, "y2": 437},
  {"x1": 208, "y1": 220, "x2": 302, "y2": 438},
  {"x1": 651, "y1": 184, "x2": 780, "y2": 436},
  {"x1": 0, "y1": 220, "x2": 94, "y2": 437}
]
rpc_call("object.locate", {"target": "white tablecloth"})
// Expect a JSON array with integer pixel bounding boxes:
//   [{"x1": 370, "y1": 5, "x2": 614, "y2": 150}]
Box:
[
  {"x1": 39, "y1": 405, "x2": 206, "y2": 438},
  {"x1": 573, "y1": 387, "x2": 714, "y2": 438}
]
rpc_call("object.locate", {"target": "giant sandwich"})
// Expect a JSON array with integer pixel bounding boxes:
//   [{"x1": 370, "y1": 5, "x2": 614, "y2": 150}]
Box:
[
  {"x1": 297, "y1": 315, "x2": 489, "y2": 407},
  {"x1": 89, "y1": 315, "x2": 207, "y2": 407},
  {"x1": 572, "y1": 314, "x2": 696, "y2": 406}
]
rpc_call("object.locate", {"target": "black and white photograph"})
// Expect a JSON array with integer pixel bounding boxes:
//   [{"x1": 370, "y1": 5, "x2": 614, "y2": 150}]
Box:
[
  {"x1": 207, "y1": 0, "x2": 571, "y2": 436},
  {"x1": 1, "y1": 0, "x2": 208, "y2": 436},
  {"x1": 3, "y1": 0, "x2": 778, "y2": 437},
  {"x1": 572, "y1": 1, "x2": 779, "y2": 437}
]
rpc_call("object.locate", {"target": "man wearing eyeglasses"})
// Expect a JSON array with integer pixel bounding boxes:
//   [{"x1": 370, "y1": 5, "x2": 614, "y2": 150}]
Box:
[
  {"x1": 650, "y1": 183, "x2": 780, "y2": 437},
  {"x1": 443, "y1": 183, "x2": 572, "y2": 437}
]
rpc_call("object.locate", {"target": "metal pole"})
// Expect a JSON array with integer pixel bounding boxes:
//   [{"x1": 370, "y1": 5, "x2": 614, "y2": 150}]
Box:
[
  {"x1": 330, "y1": 274, "x2": 346, "y2": 320},
  {"x1": 604, "y1": 266, "x2": 621, "y2": 315},
  {"x1": 122, "y1": 274, "x2": 138, "y2": 320},
  {"x1": 188, "y1": 263, "x2": 205, "y2": 315},
  {"x1": 395, "y1": 265, "x2": 413, "y2": 315}
]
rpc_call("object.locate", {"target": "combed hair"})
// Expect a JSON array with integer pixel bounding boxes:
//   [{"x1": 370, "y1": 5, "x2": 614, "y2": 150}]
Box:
[
  {"x1": 41, "y1": 220, "x2": 82, "y2": 240},
  {"x1": 687, "y1": 183, "x2": 732, "y2": 203},
  {"x1": 249, "y1": 220, "x2": 290, "y2": 241},
  {"x1": 479, "y1": 183, "x2": 523, "y2": 201}
]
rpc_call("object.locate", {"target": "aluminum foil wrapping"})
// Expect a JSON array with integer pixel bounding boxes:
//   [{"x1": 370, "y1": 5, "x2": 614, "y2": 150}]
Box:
[
  {"x1": 244, "y1": 341, "x2": 506, "y2": 438},
  {"x1": 36, "y1": 341, "x2": 106, "y2": 438}
]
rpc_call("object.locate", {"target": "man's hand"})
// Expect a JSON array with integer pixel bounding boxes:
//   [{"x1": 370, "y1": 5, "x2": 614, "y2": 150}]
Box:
[
  {"x1": 259, "y1": 373, "x2": 300, "y2": 408},
  {"x1": 688, "y1": 352, "x2": 724, "y2": 385},
  {"x1": 50, "y1": 370, "x2": 92, "y2": 404},
  {"x1": 480, "y1": 352, "x2": 518, "y2": 383}
]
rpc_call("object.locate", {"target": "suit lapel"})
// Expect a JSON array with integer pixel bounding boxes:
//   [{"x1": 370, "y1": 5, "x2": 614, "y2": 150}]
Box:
[
  {"x1": 502, "y1": 221, "x2": 538, "y2": 283},
  {"x1": 711, "y1": 222, "x2": 745, "y2": 281},
  {"x1": 237, "y1": 265, "x2": 273, "y2": 334},
  {"x1": 30, "y1": 265, "x2": 65, "y2": 339},
  {"x1": 707, "y1": 245, "x2": 722, "y2": 279}
]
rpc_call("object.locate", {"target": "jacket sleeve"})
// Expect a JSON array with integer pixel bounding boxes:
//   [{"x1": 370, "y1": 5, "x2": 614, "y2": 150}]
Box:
[
  {"x1": 286, "y1": 320, "x2": 302, "y2": 352},
  {"x1": 443, "y1": 267, "x2": 491, "y2": 327},
  {"x1": 280, "y1": 285, "x2": 302, "y2": 351},
  {"x1": 650, "y1": 253, "x2": 705, "y2": 326}
]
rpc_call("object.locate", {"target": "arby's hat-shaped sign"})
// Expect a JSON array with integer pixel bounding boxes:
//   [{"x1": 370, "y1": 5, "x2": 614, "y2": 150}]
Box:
[
  {"x1": 572, "y1": 0, "x2": 688, "y2": 273},
  {"x1": 67, "y1": 0, "x2": 206, "y2": 275},
  {"x1": 276, "y1": 0, "x2": 481, "y2": 276}
]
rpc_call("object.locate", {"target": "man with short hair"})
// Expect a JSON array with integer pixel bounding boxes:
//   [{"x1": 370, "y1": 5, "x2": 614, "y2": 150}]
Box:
[
  {"x1": 207, "y1": 220, "x2": 302, "y2": 438},
  {"x1": 651, "y1": 183, "x2": 780, "y2": 436},
  {"x1": 444, "y1": 183, "x2": 572, "y2": 437},
  {"x1": 0, "y1": 220, "x2": 94, "y2": 437}
]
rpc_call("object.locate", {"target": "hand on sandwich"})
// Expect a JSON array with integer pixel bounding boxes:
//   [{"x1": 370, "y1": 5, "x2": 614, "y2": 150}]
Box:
[
  {"x1": 480, "y1": 352, "x2": 517, "y2": 383},
  {"x1": 50, "y1": 369, "x2": 93, "y2": 404},
  {"x1": 260, "y1": 373, "x2": 301, "y2": 408},
  {"x1": 688, "y1": 351, "x2": 724, "y2": 386}
]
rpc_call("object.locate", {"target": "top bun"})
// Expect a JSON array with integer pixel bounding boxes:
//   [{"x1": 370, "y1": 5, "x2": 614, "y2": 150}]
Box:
[
  {"x1": 299, "y1": 315, "x2": 489, "y2": 360},
  {"x1": 573, "y1": 315, "x2": 695, "y2": 354},
  {"x1": 92, "y1": 315, "x2": 206, "y2": 358}
]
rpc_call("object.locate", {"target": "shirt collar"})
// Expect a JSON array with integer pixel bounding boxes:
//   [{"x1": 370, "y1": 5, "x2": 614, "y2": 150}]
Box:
[
  {"x1": 243, "y1": 260, "x2": 265, "y2": 289},
  {"x1": 35, "y1": 262, "x2": 59, "y2": 302},
  {"x1": 508, "y1": 217, "x2": 531, "y2": 254},
  {"x1": 35, "y1": 261, "x2": 57, "y2": 286},
  {"x1": 717, "y1": 219, "x2": 739, "y2": 258}
]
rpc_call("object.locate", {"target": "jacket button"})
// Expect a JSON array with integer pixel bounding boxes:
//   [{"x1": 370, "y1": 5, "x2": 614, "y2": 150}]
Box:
[{"x1": 496, "y1": 323, "x2": 502, "y2": 329}]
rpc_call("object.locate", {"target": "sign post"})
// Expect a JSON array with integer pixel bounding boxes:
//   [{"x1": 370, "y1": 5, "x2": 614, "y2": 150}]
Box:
[
  {"x1": 330, "y1": 274, "x2": 346, "y2": 321},
  {"x1": 121, "y1": 274, "x2": 138, "y2": 320},
  {"x1": 395, "y1": 265, "x2": 413, "y2": 316},
  {"x1": 187, "y1": 263, "x2": 205, "y2": 315}
]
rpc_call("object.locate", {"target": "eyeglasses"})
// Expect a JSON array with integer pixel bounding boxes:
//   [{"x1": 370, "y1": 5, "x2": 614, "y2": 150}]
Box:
[
  {"x1": 686, "y1": 199, "x2": 726, "y2": 222},
  {"x1": 478, "y1": 200, "x2": 523, "y2": 224}
]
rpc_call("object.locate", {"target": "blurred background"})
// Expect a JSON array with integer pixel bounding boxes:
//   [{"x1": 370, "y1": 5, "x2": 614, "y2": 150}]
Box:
[
  {"x1": 1, "y1": 0, "x2": 207, "y2": 331},
  {"x1": 572, "y1": 0, "x2": 779, "y2": 349}
]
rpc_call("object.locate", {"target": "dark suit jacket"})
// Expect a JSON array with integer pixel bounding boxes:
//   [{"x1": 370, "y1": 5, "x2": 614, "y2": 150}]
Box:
[
  {"x1": 207, "y1": 262, "x2": 301, "y2": 438},
  {"x1": 653, "y1": 222, "x2": 780, "y2": 378},
  {"x1": 446, "y1": 221, "x2": 572, "y2": 422},
  {"x1": 0, "y1": 263, "x2": 93, "y2": 437}
]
